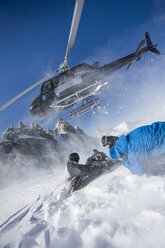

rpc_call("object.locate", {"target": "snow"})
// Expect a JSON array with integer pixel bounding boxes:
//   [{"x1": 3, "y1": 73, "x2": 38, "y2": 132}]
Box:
[
  {"x1": 96, "y1": 121, "x2": 141, "y2": 138},
  {"x1": 1, "y1": 162, "x2": 165, "y2": 247}
]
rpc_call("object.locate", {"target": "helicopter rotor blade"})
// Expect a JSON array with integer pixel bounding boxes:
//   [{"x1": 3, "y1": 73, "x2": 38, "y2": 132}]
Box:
[
  {"x1": 64, "y1": 0, "x2": 84, "y2": 66},
  {"x1": 0, "y1": 71, "x2": 57, "y2": 111},
  {"x1": 0, "y1": 0, "x2": 85, "y2": 111}
]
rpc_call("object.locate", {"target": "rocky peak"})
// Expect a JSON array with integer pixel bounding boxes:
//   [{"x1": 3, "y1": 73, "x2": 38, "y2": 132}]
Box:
[
  {"x1": 55, "y1": 118, "x2": 85, "y2": 136},
  {"x1": 0, "y1": 120, "x2": 101, "y2": 171}
]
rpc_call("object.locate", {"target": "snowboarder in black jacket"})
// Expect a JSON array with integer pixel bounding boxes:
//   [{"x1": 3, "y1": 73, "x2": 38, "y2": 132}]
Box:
[{"x1": 65, "y1": 153, "x2": 89, "y2": 193}]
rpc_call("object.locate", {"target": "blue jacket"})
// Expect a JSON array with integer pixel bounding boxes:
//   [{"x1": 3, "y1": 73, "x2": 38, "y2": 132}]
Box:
[{"x1": 109, "y1": 122, "x2": 165, "y2": 175}]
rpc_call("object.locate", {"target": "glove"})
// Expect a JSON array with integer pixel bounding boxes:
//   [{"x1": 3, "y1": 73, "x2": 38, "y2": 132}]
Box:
[{"x1": 78, "y1": 164, "x2": 84, "y2": 168}]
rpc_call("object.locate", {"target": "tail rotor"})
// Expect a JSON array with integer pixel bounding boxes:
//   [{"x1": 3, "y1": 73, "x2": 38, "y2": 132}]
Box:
[{"x1": 145, "y1": 32, "x2": 160, "y2": 55}]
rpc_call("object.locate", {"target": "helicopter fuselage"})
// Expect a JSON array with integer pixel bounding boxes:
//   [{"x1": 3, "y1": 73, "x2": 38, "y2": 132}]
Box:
[{"x1": 30, "y1": 37, "x2": 159, "y2": 117}]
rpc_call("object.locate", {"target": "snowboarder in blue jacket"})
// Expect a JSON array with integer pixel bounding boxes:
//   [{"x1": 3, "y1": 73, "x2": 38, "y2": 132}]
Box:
[{"x1": 102, "y1": 122, "x2": 165, "y2": 175}]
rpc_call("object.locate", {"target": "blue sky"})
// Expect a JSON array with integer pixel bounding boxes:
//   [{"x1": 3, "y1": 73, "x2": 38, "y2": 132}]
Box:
[{"x1": 0, "y1": 0, "x2": 165, "y2": 135}]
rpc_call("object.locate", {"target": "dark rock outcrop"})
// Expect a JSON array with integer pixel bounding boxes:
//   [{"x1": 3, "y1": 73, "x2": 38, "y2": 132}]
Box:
[
  {"x1": 0, "y1": 119, "x2": 100, "y2": 168},
  {"x1": 0, "y1": 119, "x2": 101, "y2": 188},
  {"x1": 1, "y1": 121, "x2": 63, "y2": 165}
]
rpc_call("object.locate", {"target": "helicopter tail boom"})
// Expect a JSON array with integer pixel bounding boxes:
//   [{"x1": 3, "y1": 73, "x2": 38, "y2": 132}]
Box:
[{"x1": 145, "y1": 32, "x2": 160, "y2": 55}]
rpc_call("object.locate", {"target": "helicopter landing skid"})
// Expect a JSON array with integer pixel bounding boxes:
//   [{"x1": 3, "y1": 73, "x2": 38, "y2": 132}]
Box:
[
  {"x1": 70, "y1": 96, "x2": 100, "y2": 120},
  {"x1": 63, "y1": 96, "x2": 100, "y2": 122}
]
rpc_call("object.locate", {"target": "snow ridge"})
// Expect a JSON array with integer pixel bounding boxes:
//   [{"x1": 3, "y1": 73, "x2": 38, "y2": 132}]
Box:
[{"x1": 1, "y1": 168, "x2": 165, "y2": 248}]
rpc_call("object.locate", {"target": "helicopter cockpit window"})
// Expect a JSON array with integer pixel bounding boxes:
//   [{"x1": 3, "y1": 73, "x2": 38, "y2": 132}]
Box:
[
  {"x1": 41, "y1": 81, "x2": 53, "y2": 94},
  {"x1": 41, "y1": 81, "x2": 56, "y2": 101}
]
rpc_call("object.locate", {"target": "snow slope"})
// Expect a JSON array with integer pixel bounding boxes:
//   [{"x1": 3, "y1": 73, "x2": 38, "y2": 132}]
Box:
[{"x1": 1, "y1": 165, "x2": 165, "y2": 248}]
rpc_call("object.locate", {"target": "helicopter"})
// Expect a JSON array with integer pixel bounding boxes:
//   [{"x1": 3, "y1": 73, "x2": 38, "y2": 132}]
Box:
[{"x1": 0, "y1": 0, "x2": 160, "y2": 121}]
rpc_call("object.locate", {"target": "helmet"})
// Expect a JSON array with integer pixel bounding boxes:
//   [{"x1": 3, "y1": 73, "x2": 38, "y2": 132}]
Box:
[{"x1": 69, "y1": 153, "x2": 80, "y2": 163}]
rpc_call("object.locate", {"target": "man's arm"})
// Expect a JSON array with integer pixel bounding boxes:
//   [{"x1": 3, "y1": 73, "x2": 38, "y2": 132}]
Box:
[{"x1": 67, "y1": 161, "x2": 81, "y2": 177}]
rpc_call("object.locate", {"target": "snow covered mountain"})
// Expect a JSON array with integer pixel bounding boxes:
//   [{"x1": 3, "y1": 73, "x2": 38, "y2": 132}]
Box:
[{"x1": 96, "y1": 121, "x2": 141, "y2": 138}]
